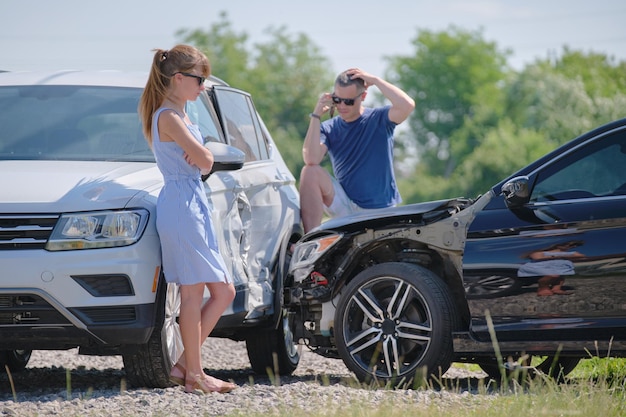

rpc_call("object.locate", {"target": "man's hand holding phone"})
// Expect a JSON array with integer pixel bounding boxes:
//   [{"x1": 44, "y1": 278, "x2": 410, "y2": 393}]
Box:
[{"x1": 314, "y1": 92, "x2": 335, "y2": 119}]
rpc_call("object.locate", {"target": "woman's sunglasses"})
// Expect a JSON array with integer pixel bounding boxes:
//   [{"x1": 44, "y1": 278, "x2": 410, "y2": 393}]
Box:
[
  {"x1": 175, "y1": 72, "x2": 206, "y2": 86},
  {"x1": 331, "y1": 92, "x2": 363, "y2": 106}
]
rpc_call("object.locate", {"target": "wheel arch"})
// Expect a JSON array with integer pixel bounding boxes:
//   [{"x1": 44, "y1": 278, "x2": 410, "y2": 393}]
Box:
[
  {"x1": 245, "y1": 224, "x2": 303, "y2": 376},
  {"x1": 270, "y1": 224, "x2": 303, "y2": 329},
  {"x1": 328, "y1": 236, "x2": 471, "y2": 330}
]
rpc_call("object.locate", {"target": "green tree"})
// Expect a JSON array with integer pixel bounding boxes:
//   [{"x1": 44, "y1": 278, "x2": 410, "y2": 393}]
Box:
[
  {"x1": 400, "y1": 120, "x2": 551, "y2": 202},
  {"x1": 387, "y1": 26, "x2": 511, "y2": 178},
  {"x1": 400, "y1": 39, "x2": 626, "y2": 203},
  {"x1": 506, "y1": 66, "x2": 612, "y2": 144},
  {"x1": 450, "y1": 120, "x2": 553, "y2": 197},
  {"x1": 507, "y1": 49, "x2": 626, "y2": 143},
  {"x1": 177, "y1": 18, "x2": 626, "y2": 205},
  {"x1": 252, "y1": 26, "x2": 332, "y2": 131},
  {"x1": 177, "y1": 11, "x2": 251, "y2": 88},
  {"x1": 535, "y1": 47, "x2": 626, "y2": 98},
  {"x1": 245, "y1": 26, "x2": 334, "y2": 178},
  {"x1": 177, "y1": 12, "x2": 335, "y2": 177}
]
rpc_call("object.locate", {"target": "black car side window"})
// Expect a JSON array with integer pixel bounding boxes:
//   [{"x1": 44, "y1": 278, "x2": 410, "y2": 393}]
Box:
[{"x1": 531, "y1": 129, "x2": 626, "y2": 202}]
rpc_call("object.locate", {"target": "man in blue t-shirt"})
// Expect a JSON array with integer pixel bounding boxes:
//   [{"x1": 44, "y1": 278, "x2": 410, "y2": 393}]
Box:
[{"x1": 300, "y1": 68, "x2": 415, "y2": 232}]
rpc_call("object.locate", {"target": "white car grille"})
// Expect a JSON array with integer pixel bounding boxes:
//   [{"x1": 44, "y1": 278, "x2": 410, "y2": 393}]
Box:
[{"x1": 0, "y1": 214, "x2": 58, "y2": 250}]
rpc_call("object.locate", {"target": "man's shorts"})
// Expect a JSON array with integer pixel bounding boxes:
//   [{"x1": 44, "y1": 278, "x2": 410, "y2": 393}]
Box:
[{"x1": 325, "y1": 177, "x2": 385, "y2": 218}]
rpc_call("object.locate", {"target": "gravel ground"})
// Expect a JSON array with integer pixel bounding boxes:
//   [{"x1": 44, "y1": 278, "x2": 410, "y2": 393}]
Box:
[{"x1": 0, "y1": 338, "x2": 489, "y2": 416}]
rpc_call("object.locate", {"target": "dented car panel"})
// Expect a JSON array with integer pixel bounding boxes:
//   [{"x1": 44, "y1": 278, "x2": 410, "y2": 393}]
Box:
[{"x1": 211, "y1": 159, "x2": 300, "y2": 319}]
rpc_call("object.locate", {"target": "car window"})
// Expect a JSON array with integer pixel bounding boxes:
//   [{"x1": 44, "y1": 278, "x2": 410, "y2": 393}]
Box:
[
  {"x1": 531, "y1": 128, "x2": 626, "y2": 201},
  {"x1": 0, "y1": 85, "x2": 154, "y2": 162},
  {"x1": 186, "y1": 97, "x2": 223, "y2": 144},
  {"x1": 213, "y1": 88, "x2": 269, "y2": 162}
]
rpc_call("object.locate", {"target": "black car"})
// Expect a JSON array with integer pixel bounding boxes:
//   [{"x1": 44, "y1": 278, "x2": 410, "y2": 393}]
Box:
[{"x1": 286, "y1": 117, "x2": 626, "y2": 383}]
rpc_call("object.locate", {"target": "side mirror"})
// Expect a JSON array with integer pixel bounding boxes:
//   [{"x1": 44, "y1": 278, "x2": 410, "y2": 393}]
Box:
[
  {"x1": 501, "y1": 176, "x2": 530, "y2": 207},
  {"x1": 201, "y1": 142, "x2": 245, "y2": 182}
]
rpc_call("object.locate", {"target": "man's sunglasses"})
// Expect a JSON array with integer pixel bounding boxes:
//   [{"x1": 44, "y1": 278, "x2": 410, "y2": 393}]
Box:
[
  {"x1": 175, "y1": 72, "x2": 206, "y2": 86},
  {"x1": 331, "y1": 92, "x2": 363, "y2": 106}
]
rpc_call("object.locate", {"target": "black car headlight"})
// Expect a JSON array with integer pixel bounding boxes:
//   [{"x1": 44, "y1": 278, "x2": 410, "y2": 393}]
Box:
[{"x1": 46, "y1": 209, "x2": 149, "y2": 251}]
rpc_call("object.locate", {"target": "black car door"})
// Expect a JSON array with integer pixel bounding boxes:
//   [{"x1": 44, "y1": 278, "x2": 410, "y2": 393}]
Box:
[{"x1": 464, "y1": 126, "x2": 626, "y2": 342}]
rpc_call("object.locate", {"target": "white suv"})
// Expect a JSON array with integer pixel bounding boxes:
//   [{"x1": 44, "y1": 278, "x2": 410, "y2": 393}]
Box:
[{"x1": 0, "y1": 70, "x2": 302, "y2": 387}]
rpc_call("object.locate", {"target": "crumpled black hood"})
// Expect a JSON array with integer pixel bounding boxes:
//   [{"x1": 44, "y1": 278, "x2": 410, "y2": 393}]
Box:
[{"x1": 313, "y1": 198, "x2": 471, "y2": 233}]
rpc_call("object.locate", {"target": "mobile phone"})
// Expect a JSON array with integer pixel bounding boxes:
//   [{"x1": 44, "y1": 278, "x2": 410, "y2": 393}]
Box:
[{"x1": 329, "y1": 104, "x2": 335, "y2": 118}]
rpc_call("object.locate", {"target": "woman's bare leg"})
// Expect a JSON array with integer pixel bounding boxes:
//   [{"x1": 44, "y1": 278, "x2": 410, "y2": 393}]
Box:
[
  {"x1": 172, "y1": 282, "x2": 236, "y2": 389},
  {"x1": 178, "y1": 283, "x2": 205, "y2": 380}
]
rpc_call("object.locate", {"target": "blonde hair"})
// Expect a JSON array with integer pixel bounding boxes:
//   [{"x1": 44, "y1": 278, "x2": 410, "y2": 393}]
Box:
[{"x1": 138, "y1": 44, "x2": 210, "y2": 145}]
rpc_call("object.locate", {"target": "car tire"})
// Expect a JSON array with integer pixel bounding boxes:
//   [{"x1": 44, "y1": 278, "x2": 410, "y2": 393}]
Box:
[
  {"x1": 245, "y1": 233, "x2": 301, "y2": 377},
  {"x1": 335, "y1": 262, "x2": 459, "y2": 385},
  {"x1": 245, "y1": 307, "x2": 300, "y2": 376},
  {"x1": 0, "y1": 349, "x2": 32, "y2": 373},
  {"x1": 478, "y1": 355, "x2": 581, "y2": 382},
  {"x1": 123, "y1": 281, "x2": 182, "y2": 388}
]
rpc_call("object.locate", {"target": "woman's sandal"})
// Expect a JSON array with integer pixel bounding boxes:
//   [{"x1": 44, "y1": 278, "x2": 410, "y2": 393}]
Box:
[
  {"x1": 184, "y1": 374, "x2": 236, "y2": 394},
  {"x1": 537, "y1": 288, "x2": 554, "y2": 296},
  {"x1": 169, "y1": 363, "x2": 186, "y2": 386}
]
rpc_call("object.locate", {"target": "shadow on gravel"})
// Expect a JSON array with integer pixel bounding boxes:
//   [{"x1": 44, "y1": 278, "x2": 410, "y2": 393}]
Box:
[
  {"x1": 1, "y1": 366, "x2": 489, "y2": 400},
  {"x1": 245, "y1": 372, "x2": 490, "y2": 393}
]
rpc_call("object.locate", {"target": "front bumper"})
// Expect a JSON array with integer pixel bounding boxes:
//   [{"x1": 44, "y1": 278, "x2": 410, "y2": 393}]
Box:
[
  {"x1": 0, "y1": 234, "x2": 162, "y2": 351},
  {"x1": 0, "y1": 291, "x2": 157, "y2": 351}
]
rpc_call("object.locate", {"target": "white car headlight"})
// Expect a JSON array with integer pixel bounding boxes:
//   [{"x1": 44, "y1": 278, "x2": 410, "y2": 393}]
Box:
[
  {"x1": 290, "y1": 234, "x2": 343, "y2": 271},
  {"x1": 46, "y1": 209, "x2": 149, "y2": 251}
]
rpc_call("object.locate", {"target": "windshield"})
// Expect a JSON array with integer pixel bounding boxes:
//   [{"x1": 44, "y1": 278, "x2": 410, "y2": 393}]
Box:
[{"x1": 0, "y1": 85, "x2": 155, "y2": 162}]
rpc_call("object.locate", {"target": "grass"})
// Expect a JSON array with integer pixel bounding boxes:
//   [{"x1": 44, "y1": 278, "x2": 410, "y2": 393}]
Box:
[
  {"x1": 5, "y1": 309, "x2": 625, "y2": 417},
  {"x1": 4, "y1": 355, "x2": 625, "y2": 417},
  {"x1": 226, "y1": 357, "x2": 626, "y2": 417},
  {"x1": 227, "y1": 312, "x2": 626, "y2": 417}
]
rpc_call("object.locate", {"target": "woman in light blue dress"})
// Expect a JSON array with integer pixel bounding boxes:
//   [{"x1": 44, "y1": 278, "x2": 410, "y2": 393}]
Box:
[{"x1": 139, "y1": 44, "x2": 236, "y2": 394}]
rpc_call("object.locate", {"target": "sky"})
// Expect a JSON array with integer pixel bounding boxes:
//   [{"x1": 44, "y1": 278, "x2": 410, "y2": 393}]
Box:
[{"x1": 1, "y1": 0, "x2": 625, "y2": 80}]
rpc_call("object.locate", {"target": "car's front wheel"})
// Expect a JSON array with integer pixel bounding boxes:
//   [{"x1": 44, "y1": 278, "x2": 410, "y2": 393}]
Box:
[
  {"x1": 245, "y1": 233, "x2": 301, "y2": 377},
  {"x1": 335, "y1": 262, "x2": 458, "y2": 385},
  {"x1": 245, "y1": 308, "x2": 300, "y2": 376},
  {"x1": 0, "y1": 349, "x2": 32, "y2": 373},
  {"x1": 123, "y1": 281, "x2": 181, "y2": 388}
]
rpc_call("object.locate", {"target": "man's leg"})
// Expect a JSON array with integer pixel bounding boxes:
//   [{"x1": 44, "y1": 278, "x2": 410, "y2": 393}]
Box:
[{"x1": 299, "y1": 164, "x2": 334, "y2": 233}]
